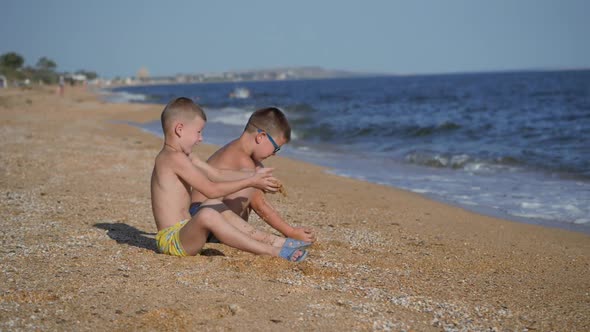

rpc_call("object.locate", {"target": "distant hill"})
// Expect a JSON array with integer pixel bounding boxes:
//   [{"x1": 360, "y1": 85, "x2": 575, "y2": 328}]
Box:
[
  {"x1": 225, "y1": 66, "x2": 371, "y2": 79},
  {"x1": 179, "y1": 66, "x2": 377, "y2": 83},
  {"x1": 116, "y1": 66, "x2": 381, "y2": 86}
]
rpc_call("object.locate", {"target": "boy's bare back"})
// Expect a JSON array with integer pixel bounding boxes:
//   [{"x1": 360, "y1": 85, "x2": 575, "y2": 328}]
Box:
[
  {"x1": 151, "y1": 149, "x2": 193, "y2": 231},
  {"x1": 209, "y1": 141, "x2": 258, "y2": 172}
]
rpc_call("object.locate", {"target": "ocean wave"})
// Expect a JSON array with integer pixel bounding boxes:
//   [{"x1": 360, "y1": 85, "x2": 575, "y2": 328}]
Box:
[
  {"x1": 404, "y1": 151, "x2": 521, "y2": 173},
  {"x1": 296, "y1": 120, "x2": 463, "y2": 141},
  {"x1": 318, "y1": 93, "x2": 354, "y2": 102},
  {"x1": 285, "y1": 103, "x2": 318, "y2": 114},
  {"x1": 403, "y1": 121, "x2": 462, "y2": 137},
  {"x1": 101, "y1": 90, "x2": 148, "y2": 104},
  {"x1": 206, "y1": 107, "x2": 252, "y2": 127},
  {"x1": 284, "y1": 104, "x2": 319, "y2": 127},
  {"x1": 295, "y1": 123, "x2": 338, "y2": 140},
  {"x1": 405, "y1": 151, "x2": 471, "y2": 169},
  {"x1": 408, "y1": 94, "x2": 461, "y2": 103}
]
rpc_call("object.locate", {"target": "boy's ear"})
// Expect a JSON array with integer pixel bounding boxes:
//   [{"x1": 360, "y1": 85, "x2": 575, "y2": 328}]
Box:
[
  {"x1": 254, "y1": 131, "x2": 264, "y2": 144},
  {"x1": 174, "y1": 122, "x2": 183, "y2": 137}
]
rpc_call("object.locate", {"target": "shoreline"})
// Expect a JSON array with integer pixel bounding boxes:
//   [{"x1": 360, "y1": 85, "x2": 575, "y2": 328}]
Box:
[
  {"x1": 105, "y1": 86, "x2": 590, "y2": 236},
  {"x1": 1, "y1": 86, "x2": 589, "y2": 330},
  {"x1": 140, "y1": 117, "x2": 590, "y2": 236}
]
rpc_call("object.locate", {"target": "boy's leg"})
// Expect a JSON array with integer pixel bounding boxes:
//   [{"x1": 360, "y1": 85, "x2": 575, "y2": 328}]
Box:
[
  {"x1": 199, "y1": 199, "x2": 286, "y2": 247},
  {"x1": 179, "y1": 206, "x2": 292, "y2": 258},
  {"x1": 219, "y1": 209, "x2": 286, "y2": 247},
  {"x1": 221, "y1": 187, "x2": 255, "y2": 220}
]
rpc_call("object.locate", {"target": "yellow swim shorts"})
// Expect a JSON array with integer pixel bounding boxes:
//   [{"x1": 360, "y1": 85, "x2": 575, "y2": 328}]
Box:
[{"x1": 156, "y1": 220, "x2": 188, "y2": 257}]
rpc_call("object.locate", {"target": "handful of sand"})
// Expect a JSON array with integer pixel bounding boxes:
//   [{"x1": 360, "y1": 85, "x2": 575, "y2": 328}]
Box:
[
  {"x1": 278, "y1": 182, "x2": 287, "y2": 197},
  {"x1": 270, "y1": 180, "x2": 288, "y2": 197}
]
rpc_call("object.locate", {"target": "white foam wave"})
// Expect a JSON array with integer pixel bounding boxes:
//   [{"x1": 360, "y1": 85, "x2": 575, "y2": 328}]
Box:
[
  {"x1": 511, "y1": 212, "x2": 556, "y2": 221},
  {"x1": 510, "y1": 201, "x2": 590, "y2": 224},
  {"x1": 520, "y1": 202, "x2": 542, "y2": 209},
  {"x1": 102, "y1": 90, "x2": 147, "y2": 104},
  {"x1": 206, "y1": 107, "x2": 251, "y2": 127},
  {"x1": 411, "y1": 188, "x2": 433, "y2": 194},
  {"x1": 405, "y1": 151, "x2": 520, "y2": 175},
  {"x1": 564, "y1": 204, "x2": 583, "y2": 214},
  {"x1": 206, "y1": 108, "x2": 302, "y2": 141}
]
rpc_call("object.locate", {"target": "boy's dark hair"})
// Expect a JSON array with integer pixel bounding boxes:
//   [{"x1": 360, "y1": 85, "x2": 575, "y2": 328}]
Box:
[
  {"x1": 161, "y1": 97, "x2": 207, "y2": 132},
  {"x1": 245, "y1": 107, "x2": 291, "y2": 142}
]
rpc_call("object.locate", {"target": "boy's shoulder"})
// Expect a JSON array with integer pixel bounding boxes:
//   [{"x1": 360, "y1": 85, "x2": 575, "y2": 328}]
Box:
[
  {"x1": 210, "y1": 142, "x2": 255, "y2": 169},
  {"x1": 155, "y1": 149, "x2": 189, "y2": 170}
]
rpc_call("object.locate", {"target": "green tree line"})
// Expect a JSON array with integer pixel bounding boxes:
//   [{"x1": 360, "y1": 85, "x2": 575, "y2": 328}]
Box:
[{"x1": 0, "y1": 51, "x2": 98, "y2": 85}]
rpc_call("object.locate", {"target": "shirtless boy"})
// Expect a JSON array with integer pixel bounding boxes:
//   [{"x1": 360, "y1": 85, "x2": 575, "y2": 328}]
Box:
[
  {"x1": 151, "y1": 98, "x2": 308, "y2": 261},
  {"x1": 191, "y1": 107, "x2": 316, "y2": 243}
]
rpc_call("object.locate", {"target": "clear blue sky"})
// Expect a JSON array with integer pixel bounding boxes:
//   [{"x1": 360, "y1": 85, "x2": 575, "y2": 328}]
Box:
[{"x1": 2, "y1": 0, "x2": 589, "y2": 78}]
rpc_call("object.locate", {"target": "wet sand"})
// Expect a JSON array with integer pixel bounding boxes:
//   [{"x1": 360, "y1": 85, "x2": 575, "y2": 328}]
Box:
[{"x1": 1, "y1": 86, "x2": 589, "y2": 331}]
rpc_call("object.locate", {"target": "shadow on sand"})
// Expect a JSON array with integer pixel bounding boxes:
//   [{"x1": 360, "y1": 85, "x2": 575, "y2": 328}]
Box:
[
  {"x1": 93, "y1": 222, "x2": 225, "y2": 256},
  {"x1": 94, "y1": 222, "x2": 158, "y2": 252}
]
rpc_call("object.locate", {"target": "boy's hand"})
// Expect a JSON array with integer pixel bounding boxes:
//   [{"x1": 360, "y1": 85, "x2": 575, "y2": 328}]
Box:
[
  {"x1": 253, "y1": 168, "x2": 279, "y2": 192},
  {"x1": 289, "y1": 227, "x2": 316, "y2": 243}
]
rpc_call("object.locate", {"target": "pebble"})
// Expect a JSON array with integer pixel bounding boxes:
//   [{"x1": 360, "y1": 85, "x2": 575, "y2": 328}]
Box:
[{"x1": 229, "y1": 304, "x2": 241, "y2": 315}]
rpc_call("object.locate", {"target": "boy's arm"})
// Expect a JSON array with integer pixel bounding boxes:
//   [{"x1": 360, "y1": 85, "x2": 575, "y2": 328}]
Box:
[
  {"x1": 190, "y1": 154, "x2": 253, "y2": 182},
  {"x1": 177, "y1": 153, "x2": 277, "y2": 198},
  {"x1": 250, "y1": 190, "x2": 316, "y2": 243}
]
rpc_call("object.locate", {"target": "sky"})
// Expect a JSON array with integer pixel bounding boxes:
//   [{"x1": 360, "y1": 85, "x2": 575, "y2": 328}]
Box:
[{"x1": 1, "y1": 0, "x2": 589, "y2": 78}]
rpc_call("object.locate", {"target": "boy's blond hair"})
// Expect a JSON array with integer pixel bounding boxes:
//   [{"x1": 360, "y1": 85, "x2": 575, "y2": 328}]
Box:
[
  {"x1": 161, "y1": 97, "x2": 207, "y2": 133},
  {"x1": 245, "y1": 107, "x2": 291, "y2": 142}
]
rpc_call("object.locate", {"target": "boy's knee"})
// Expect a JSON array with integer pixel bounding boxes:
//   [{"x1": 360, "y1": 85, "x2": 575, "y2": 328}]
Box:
[{"x1": 193, "y1": 207, "x2": 219, "y2": 226}]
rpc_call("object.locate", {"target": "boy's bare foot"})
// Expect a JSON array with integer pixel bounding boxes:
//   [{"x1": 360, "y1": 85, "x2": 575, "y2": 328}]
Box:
[
  {"x1": 278, "y1": 244, "x2": 308, "y2": 262},
  {"x1": 288, "y1": 249, "x2": 306, "y2": 262}
]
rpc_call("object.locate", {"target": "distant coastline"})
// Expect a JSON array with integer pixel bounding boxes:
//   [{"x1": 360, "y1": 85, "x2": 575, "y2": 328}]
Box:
[
  {"x1": 102, "y1": 66, "x2": 381, "y2": 87},
  {"x1": 100, "y1": 66, "x2": 590, "y2": 89}
]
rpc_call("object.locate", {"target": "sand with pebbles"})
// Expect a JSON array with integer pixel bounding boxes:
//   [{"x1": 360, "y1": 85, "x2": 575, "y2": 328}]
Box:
[{"x1": 1, "y1": 86, "x2": 589, "y2": 331}]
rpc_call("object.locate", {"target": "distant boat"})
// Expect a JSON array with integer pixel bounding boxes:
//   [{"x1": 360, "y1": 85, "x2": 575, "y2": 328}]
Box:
[{"x1": 229, "y1": 87, "x2": 250, "y2": 99}]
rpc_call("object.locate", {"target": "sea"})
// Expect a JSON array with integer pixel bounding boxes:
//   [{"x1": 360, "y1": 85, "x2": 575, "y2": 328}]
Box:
[{"x1": 104, "y1": 70, "x2": 590, "y2": 234}]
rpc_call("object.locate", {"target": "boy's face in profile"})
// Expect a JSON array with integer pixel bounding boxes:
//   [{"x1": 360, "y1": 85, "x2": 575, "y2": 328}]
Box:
[
  {"x1": 179, "y1": 116, "x2": 205, "y2": 152},
  {"x1": 253, "y1": 130, "x2": 286, "y2": 162}
]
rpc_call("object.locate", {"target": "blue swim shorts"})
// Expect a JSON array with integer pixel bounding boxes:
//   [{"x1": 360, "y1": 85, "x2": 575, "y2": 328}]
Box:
[{"x1": 189, "y1": 202, "x2": 220, "y2": 243}]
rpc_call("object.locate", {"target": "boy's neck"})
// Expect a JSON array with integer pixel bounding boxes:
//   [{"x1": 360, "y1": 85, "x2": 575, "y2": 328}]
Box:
[
  {"x1": 163, "y1": 138, "x2": 186, "y2": 155},
  {"x1": 236, "y1": 133, "x2": 256, "y2": 157},
  {"x1": 164, "y1": 143, "x2": 179, "y2": 152}
]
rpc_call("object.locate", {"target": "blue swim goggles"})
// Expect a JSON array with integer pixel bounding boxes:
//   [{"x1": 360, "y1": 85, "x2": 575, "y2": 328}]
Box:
[{"x1": 250, "y1": 123, "x2": 281, "y2": 154}]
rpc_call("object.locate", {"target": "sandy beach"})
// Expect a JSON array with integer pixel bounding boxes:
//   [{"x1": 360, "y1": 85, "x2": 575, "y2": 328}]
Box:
[{"x1": 1, "y1": 86, "x2": 589, "y2": 331}]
